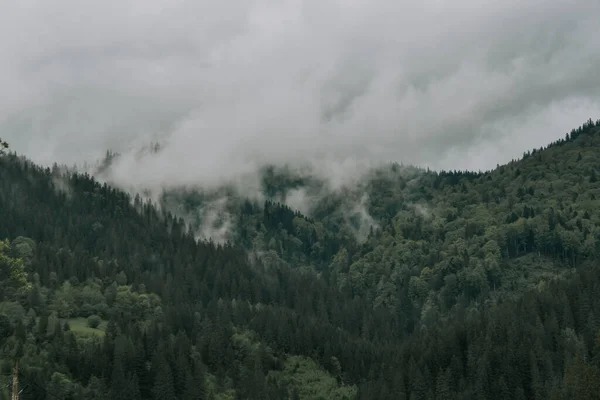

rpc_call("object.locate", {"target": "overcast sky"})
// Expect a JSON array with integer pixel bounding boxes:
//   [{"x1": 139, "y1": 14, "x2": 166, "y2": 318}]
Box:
[{"x1": 1, "y1": 0, "x2": 600, "y2": 189}]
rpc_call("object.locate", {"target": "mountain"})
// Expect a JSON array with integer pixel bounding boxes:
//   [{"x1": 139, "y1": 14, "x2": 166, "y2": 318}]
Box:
[{"x1": 1, "y1": 118, "x2": 600, "y2": 399}]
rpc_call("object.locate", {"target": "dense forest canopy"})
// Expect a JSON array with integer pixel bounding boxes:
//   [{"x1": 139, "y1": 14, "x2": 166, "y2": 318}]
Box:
[{"x1": 1, "y1": 119, "x2": 600, "y2": 399}]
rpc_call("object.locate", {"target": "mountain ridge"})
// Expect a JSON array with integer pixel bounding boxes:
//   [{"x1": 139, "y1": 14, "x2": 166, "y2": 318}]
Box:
[{"x1": 1, "y1": 118, "x2": 600, "y2": 399}]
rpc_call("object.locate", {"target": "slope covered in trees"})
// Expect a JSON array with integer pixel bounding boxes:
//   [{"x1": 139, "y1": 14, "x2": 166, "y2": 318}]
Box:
[{"x1": 0, "y1": 119, "x2": 600, "y2": 399}]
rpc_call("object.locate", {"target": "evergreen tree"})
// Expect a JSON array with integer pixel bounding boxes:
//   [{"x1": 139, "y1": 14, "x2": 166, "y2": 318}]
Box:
[{"x1": 153, "y1": 354, "x2": 177, "y2": 400}]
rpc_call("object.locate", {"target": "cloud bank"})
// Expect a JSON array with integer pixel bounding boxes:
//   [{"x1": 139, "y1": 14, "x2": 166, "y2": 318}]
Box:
[{"x1": 2, "y1": 0, "x2": 600, "y2": 189}]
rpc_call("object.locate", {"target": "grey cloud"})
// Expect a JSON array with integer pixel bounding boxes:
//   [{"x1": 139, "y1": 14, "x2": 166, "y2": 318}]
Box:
[{"x1": 1, "y1": 0, "x2": 600, "y2": 188}]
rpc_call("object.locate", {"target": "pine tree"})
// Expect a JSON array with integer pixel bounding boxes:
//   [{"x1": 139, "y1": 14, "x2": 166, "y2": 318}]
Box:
[
  {"x1": 153, "y1": 359, "x2": 177, "y2": 400},
  {"x1": 182, "y1": 368, "x2": 206, "y2": 400},
  {"x1": 130, "y1": 373, "x2": 142, "y2": 400},
  {"x1": 110, "y1": 358, "x2": 129, "y2": 400},
  {"x1": 435, "y1": 368, "x2": 453, "y2": 400}
]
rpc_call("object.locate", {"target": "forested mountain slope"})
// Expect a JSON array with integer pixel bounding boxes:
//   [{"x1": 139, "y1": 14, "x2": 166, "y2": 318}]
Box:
[{"x1": 1, "y1": 119, "x2": 600, "y2": 399}]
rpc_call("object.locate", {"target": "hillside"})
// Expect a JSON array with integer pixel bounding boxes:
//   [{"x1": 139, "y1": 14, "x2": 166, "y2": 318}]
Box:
[{"x1": 1, "y1": 119, "x2": 600, "y2": 399}]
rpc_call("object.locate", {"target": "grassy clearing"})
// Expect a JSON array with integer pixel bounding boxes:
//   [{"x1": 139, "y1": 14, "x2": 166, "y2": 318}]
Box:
[
  {"x1": 66, "y1": 317, "x2": 108, "y2": 337},
  {"x1": 268, "y1": 356, "x2": 357, "y2": 400}
]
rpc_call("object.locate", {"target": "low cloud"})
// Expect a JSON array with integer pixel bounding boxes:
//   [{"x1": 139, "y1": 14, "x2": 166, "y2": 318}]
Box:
[
  {"x1": 347, "y1": 194, "x2": 379, "y2": 242},
  {"x1": 1, "y1": 0, "x2": 599, "y2": 191},
  {"x1": 278, "y1": 188, "x2": 313, "y2": 216},
  {"x1": 195, "y1": 197, "x2": 233, "y2": 245}
]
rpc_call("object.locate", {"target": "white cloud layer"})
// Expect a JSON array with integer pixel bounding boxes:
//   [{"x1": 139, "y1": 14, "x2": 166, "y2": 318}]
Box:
[{"x1": 2, "y1": 0, "x2": 600, "y2": 188}]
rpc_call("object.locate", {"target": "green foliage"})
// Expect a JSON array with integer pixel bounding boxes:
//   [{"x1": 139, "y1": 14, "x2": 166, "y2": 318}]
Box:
[
  {"x1": 86, "y1": 314, "x2": 101, "y2": 329},
  {"x1": 11, "y1": 237, "x2": 35, "y2": 264},
  {"x1": 0, "y1": 239, "x2": 31, "y2": 295},
  {"x1": 0, "y1": 314, "x2": 12, "y2": 339}
]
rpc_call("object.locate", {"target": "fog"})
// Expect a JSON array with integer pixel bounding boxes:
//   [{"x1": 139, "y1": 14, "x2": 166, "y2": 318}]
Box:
[{"x1": 2, "y1": 0, "x2": 600, "y2": 190}]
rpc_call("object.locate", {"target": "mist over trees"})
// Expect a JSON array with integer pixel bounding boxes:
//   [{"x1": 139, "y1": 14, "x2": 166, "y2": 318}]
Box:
[{"x1": 1, "y1": 119, "x2": 600, "y2": 399}]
